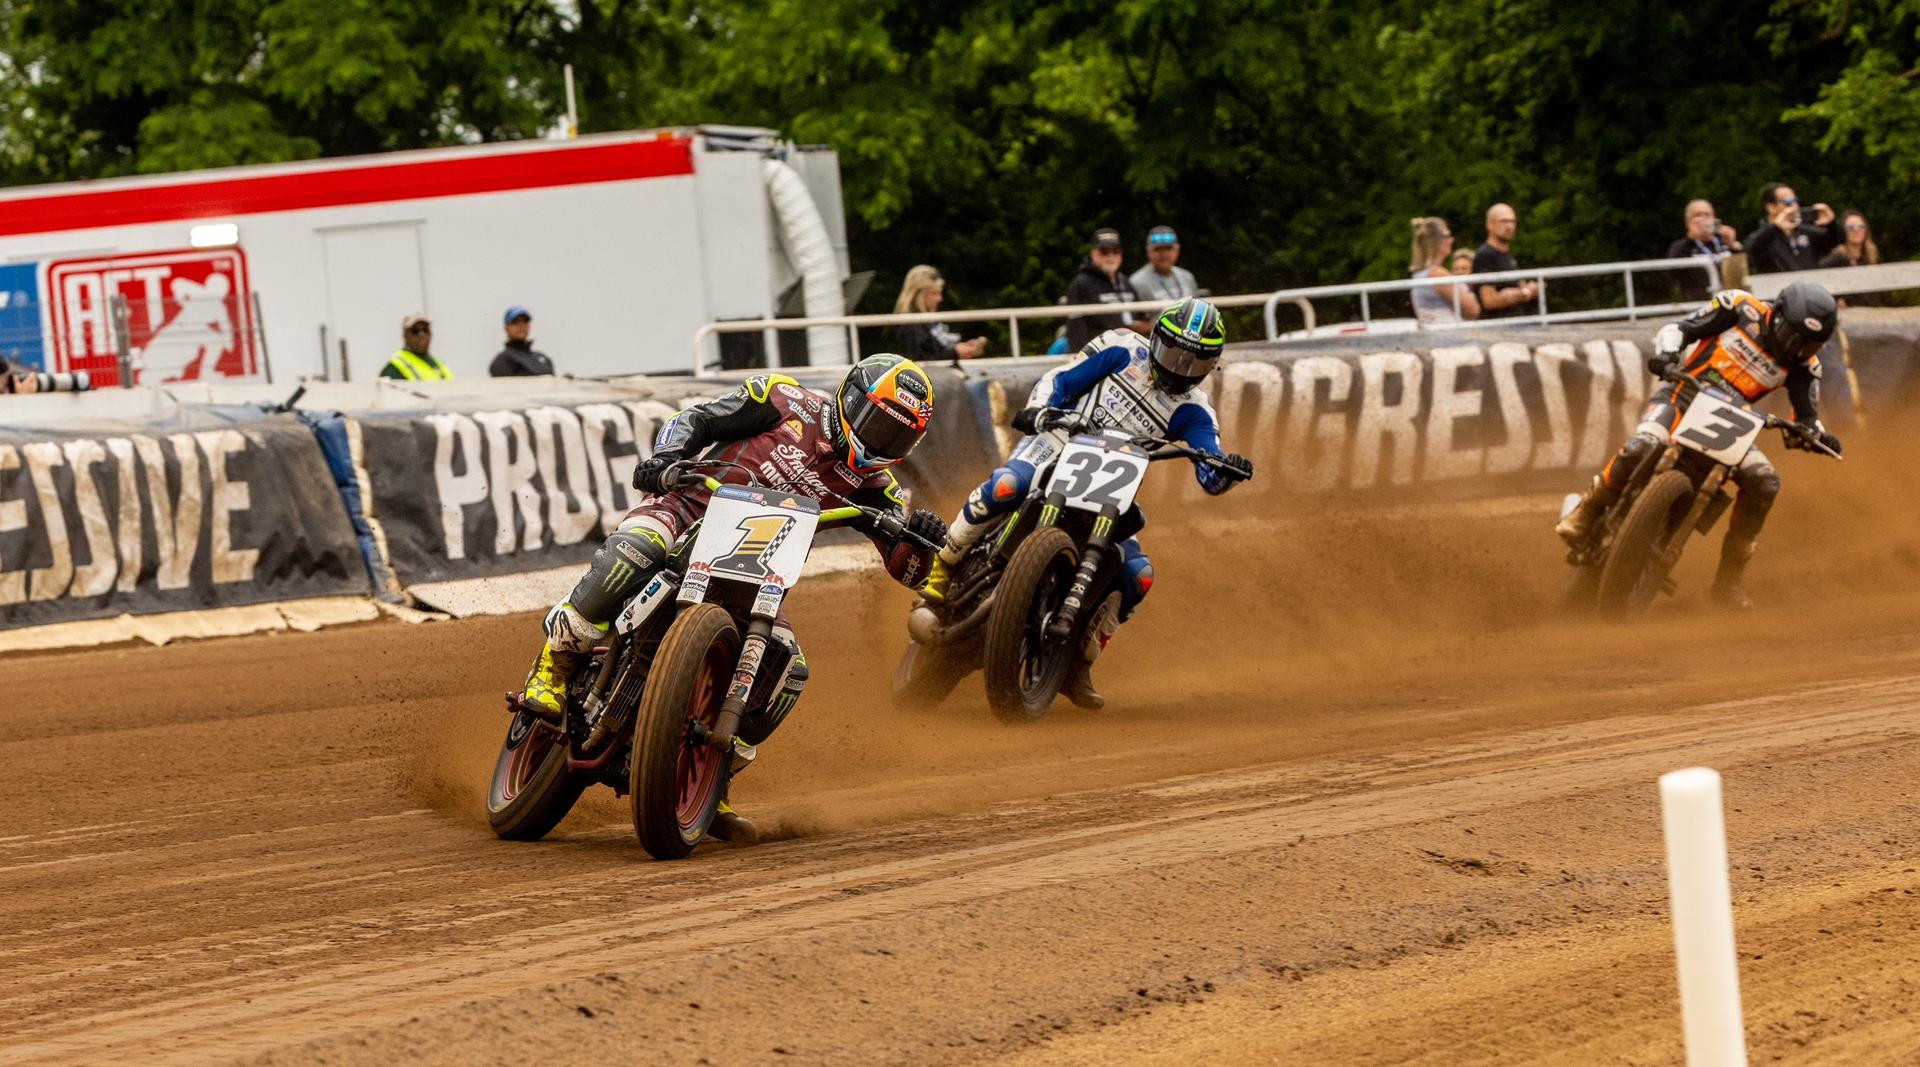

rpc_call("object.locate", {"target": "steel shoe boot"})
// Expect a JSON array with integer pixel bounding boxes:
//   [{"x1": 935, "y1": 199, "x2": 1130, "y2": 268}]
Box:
[
  {"x1": 1065, "y1": 661, "x2": 1105, "y2": 710},
  {"x1": 708, "y1": 799, "x2": 758, "y2": 844},
  {"x1": 1555, "y1": 475, "x2": 1617, "y2": 546},
  {"x1": 518, "y1": 642, "x2": 578, "y2": 725},
  {"x1": 1710, "y1": 539, "x2": 1757, "y2": 611}
]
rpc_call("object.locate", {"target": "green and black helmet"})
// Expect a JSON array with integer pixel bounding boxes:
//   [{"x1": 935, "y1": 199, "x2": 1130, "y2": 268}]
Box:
[{"x1": 1149, "y1": 297, "x2": 1226, "y2": 392}]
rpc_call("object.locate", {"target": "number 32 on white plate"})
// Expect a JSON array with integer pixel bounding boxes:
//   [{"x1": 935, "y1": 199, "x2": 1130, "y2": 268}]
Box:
[{"x1": 1048, "y1": 440, "x2": 1150, "y2": 512}]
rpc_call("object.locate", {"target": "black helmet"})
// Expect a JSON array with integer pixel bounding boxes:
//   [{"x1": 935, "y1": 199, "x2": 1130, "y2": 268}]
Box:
[
  {"x1": 832, "y1": 354, "x2": 934, "y2": 474},
  {"x1": 1149, "y1": 297, "x2": 1227, "y2": 392},
  {"x1": 1763, "y1": 283, "x2": 1837, "y2": 362}
]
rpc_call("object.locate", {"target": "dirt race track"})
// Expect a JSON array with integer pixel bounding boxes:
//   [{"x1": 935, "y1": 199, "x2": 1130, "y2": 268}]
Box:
[{"x1": 4, "y1": 418, "x2": 1920, "y2": 1065}]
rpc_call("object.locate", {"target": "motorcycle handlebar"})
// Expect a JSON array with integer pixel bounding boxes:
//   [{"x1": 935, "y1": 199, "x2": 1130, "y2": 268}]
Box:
[{"x1": 1656, "y1": 366, "x2": 1837, "y2": 457}]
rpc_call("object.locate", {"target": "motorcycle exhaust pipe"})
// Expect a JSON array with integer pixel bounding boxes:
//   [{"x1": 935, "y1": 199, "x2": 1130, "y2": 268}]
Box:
[{"x1": 908, "y1": 596, "x2": 995, "y2": 647}]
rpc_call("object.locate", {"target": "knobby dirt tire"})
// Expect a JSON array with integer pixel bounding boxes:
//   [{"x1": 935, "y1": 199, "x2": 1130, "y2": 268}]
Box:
[
  {"x1": 1597, "y1": 470, "x2": 1695, "y2": 619},
  {"x1": 983, "y1": 526, "x2": 1078, "y2": 723},
  {"x1": 487, "y1": 711, "x2": 588, "y2": 841},
  {"x1": 630, "y1": 604, "x2": 739, "y2": 860}
]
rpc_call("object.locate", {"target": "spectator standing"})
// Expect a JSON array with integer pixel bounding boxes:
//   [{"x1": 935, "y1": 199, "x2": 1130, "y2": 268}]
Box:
[
  {"x1": 1408, "y1": 217, "x2": 1479, "y2": 326},
  {"x1": 890, "y1": 265, "x2": 985, "y2": 362},
  {"x1": 1129, "y1": 225, "x2": 1199, "y2": 303},
  {"x1": 1472, "y1": 203, "x2": 1542, "y2": 320},
  {"x1": 489, "y1": 306, "x2": 555, "y2": 377},
  {"x1": 1666, "y1": 199, "x2": 1743, "y2": 262},
  {"x1": 1819, "y1": 210, "x2": 1882, "y2": 307},
  {"x1": 1448, "y1": 248, "x2": 1475, "y2": 276},
  {"x1": 1744, "y1": 183, "x2": 1840, "y2": 274},
  {"x1": 1818, "y1": 210, "x2": 1879, "y2": 269},
  {"x1": 1666, "y1": 200, "x2": 1742, "y2": 300},
  {"x1": 380, "y1": 314, "x2": 453, "y2": 381},
  {"x1": 1064, "y1": 228, "x2": 1145, "y2": 350}
]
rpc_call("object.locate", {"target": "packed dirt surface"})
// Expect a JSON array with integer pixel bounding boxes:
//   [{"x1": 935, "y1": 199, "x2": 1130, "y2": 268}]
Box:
[{"x1": 3, "y1": 415, "x2": 1918, "y2": 1065}]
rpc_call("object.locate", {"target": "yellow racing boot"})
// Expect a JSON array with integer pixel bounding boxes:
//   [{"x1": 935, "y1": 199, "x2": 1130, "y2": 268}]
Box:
[
  {"x1": 919, "y1": 555, "x2": 954, "y2": 604},
  {"x1": 518, "y1": 642, "x2": 575, "y2": 725}
]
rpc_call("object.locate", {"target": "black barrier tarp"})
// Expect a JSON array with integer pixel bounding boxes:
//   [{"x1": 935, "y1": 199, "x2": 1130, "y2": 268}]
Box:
[
  {"x1": 349, "y1": 368, "x2": 998, "y2": 586},
  {"x1": 0, "y1": 411, "x2": 369, "y2": 628}
]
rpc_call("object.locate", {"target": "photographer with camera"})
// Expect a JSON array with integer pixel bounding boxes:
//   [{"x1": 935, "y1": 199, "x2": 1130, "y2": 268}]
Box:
[
  {"x1": 1667, "y1": 199, "x2": 1742, "y2": 300},
  {"x1": 0, "y1": 354, "x2": 93, "y2": 395},
  {"x1": 1744, "y1": 183, "x2": 1840, "y2": 275}
]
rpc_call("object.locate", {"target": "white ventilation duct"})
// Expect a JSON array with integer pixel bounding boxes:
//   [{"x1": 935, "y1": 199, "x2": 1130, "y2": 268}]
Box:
[{"x1": 762, "y1": 157, "x2": 848, "y2": 365}]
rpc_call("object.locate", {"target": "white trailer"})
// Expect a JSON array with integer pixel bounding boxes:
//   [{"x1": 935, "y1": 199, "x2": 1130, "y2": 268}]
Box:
[{"x1": 0, "y1": 127, "x2": 849, "y2": 385}]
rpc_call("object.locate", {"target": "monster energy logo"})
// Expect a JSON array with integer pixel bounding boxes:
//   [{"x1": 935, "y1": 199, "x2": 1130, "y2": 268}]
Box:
[
  {"x1": 1092, "y1": 515, "x2": 1112, "y2": 539},
  {"x1": 604, "y1": 558, "x2": 636, "y2": 591}
]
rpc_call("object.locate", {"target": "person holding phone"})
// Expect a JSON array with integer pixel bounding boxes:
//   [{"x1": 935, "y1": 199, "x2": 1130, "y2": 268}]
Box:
[
  {"x1": 1744, "y1": 183, "x2": 1841, "y2": 274},
  {"x1": 891, "y1": 265, "x2": 986, "y2": 362}
]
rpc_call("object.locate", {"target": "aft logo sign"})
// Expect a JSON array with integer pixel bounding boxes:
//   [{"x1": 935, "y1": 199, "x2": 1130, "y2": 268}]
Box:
[{"x1": 47, "y1": 248, "x2": 259, "y2": 385}]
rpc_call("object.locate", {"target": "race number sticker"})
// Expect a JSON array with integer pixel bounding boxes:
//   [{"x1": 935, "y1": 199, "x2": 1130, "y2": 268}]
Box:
[
  {"x1": 1047, "y1": 439, "x2": 1149, "y2": 513},
  {"x1": 680, "y1": 486, "x2": 821, "y2": 606},
  {"x1": 1671, "y1": 392, "x2": 1764, "y2": 467}
]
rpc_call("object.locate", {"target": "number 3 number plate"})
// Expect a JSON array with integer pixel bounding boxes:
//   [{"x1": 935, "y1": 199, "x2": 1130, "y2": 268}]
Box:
[{"x1": 1671, "y1": 392, "x2": 1764, "y2": 466}]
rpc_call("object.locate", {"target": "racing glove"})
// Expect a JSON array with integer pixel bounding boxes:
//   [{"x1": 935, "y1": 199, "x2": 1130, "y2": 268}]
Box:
[
  {"x1": 1215, "y1": 453, "x2": 1255, "y2": 483},
  {"x1": 1647, "y1": 323, "x2": 1684, "y2": 377},
  {"x1": 1786, "y1": 423, "x2": 1842, "y2": 456},
  {"x1": 1014, "y1": 406, "x2": 1089, "y2": 436},
  {"x1": 903, "y1": 508, "x2": 949, "y2": 549},
  {"x1": 631, "y1": 451, "x2": 684, "y2": 494}
]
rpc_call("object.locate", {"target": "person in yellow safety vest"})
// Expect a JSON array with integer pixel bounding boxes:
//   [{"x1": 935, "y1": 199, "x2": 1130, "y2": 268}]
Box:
[{"x1": 380, "y1": 313, "x2": 454, "y2": 381}]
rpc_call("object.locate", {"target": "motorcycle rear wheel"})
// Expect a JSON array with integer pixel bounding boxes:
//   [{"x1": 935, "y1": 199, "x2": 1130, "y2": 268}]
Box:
[
  {"x1": 983, "y1": 526, "x2": 1079, "y2": 723},
  {"x1": 630, "y1": 603, "x2": 738, "y2": 860},
  {"x1": 486, "y1": 710, "x2": 588, "y2": 841},
  {"x1": 1597, "y1": 470, "x2": 1695, "y2": 619}
]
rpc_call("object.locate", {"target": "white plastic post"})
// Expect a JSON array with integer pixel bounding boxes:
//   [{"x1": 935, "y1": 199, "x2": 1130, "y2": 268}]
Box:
[{"x1": 1659, "y1": 767, "x2": 1748, "y2": 1067}]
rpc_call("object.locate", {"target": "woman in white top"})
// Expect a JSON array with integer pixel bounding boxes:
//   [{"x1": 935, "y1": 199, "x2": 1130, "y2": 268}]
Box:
[{"x1": 1409, "y1": 217, "x2": 1480, "y2": 327}]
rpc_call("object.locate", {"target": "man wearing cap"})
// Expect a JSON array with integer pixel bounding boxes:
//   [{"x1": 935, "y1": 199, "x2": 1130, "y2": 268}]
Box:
[
  {"x1": 1129, "y1": 225, "x2": 1200, "y2": 304},
  {"x1": 1063, "y1": 227, "x2": 1146, "y2": 351},
  {"x1": 489, "y1": 306, "x2": 555, "y2": 377},
  {"x1": 380, "y1": 314, "x2": 454, "y2": 381}
]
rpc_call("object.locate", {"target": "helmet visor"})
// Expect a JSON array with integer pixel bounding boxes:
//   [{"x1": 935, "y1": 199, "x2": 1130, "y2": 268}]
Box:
[
  {"x1": 1766, "y1": 314, "x2": 1827, "y2": 362},
  {"x1": 1150, "y1": 336, "x2": 1221, "y2": 381},
  {"x1": 843, "y1": 389, "x2": 924, "y2": 462}
]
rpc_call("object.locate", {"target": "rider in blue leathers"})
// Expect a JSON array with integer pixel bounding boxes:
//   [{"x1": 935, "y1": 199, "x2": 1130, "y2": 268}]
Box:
[{"x1": 919, "y1": 297, "x2": 1253, "y2": 707}]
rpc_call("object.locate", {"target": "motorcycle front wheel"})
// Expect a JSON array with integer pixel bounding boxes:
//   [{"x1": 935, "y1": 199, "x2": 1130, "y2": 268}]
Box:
[
  {"x1": 1596, "y1": 470, "x2": 1695, "y2": 619},
  {"x1": 983, "y1": 526, "x2": 1079, "y2": 723},
  {"x1": 630, "y1": 603, "x2": 738, "y2": 859}
]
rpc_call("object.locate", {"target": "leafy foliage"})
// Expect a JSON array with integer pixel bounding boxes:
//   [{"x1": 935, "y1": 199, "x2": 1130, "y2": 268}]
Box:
[{"x1": 0, "y1": 0, "x2": 1910, "y2": 324}]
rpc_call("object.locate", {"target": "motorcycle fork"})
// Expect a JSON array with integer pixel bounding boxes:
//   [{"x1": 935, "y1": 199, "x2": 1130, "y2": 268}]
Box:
[
  {"x1": 1046, "y1": 503, "x2": 1116, "y2": 642},
  {"x1": 707, "y1": 615, "x2": 774, "y2": 751},
  {"x1": 1654, "y1": 466, "x2": 1728, "y2": 569}
]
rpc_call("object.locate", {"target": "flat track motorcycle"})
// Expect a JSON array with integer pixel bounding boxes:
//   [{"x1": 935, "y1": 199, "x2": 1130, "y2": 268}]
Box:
[
  {"x1": 1561, "y1": 367, "x2": 1840, "y2": 618},
  {"x1": 895, "y1": 426, "x2": 1239, "y2": 721},
  {"x1": 487, "y1": 461, "x2": 937, "y2": 859}
]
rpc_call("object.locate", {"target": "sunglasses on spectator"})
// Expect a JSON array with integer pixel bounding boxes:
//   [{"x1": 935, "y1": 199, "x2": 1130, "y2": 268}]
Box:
[
  {"x1": 1845, "y1": 222, "x2": 1867, "y2": 232},
  {"x1": 407, "y1": 325, "x2": 432, "y2": 334}
]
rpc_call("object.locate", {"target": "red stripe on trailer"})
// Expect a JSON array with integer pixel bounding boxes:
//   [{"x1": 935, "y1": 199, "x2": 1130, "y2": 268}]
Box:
[{"x1": 0, "y1": 137, "x2": 695, "y2": 238}]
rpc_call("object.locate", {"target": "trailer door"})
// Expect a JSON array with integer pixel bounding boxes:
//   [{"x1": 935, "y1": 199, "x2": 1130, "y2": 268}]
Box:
[{"x1": 320, "y1": 222, "x2": 426, "y2": 380}]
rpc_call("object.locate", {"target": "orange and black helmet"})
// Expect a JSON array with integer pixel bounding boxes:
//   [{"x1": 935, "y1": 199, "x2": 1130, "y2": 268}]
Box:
[{"x1": 832, "y1": 354, "x2": 934, "y2": 473}]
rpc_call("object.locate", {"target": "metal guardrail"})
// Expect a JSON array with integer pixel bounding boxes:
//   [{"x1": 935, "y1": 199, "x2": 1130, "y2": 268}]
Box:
[
  {"x1": 689, "y1": 254, "x2": 1920, "y2": 373},
  {"x1": 688, "y1": 294, "x2": 1305, "y2": 374},
  {"x1": 1743, "y1": 260, "x2": 1920, "y2": 299},
  {"x1": 1257, "y1": 257, "x2": 1723, "y2": 339}
]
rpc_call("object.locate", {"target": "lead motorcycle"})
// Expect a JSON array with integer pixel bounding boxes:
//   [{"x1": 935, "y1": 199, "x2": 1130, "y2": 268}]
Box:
[
  {"x1": 895, "y1": 425, "x2": 1238, "y2": 721},
  {"x1": 1562, "y1": 366, "x2": 1840, "y2": 618},
  {"x1": 487, "y1": 462, "x2": 938, "y2": 859}
]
